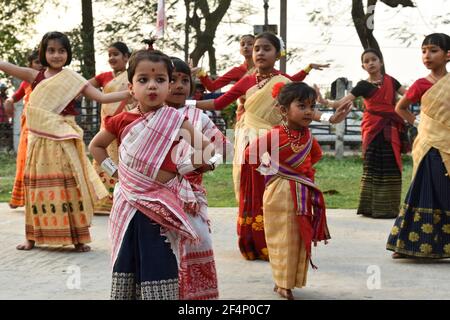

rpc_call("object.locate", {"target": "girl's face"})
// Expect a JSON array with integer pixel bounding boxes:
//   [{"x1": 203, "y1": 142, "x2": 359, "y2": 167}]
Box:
[
  {"x1": 129, "y1": 60, "x2": 169, "y2": 109},
  {"x1": 361, "y1": 52, "x2": 383, "y2": 74},
  {"x1": 283, "y1": 98, "x2": 316, "y2": 130},
  {"x1": 45, "y1": 39, "x2": 68, "y2": 69},
  {"x1": 167, "y1": 71, "x2": 191, "y2": 107},
  {"x1": 30, "y1": 58, "x2": 43, "y2": 71},
  {"x1": 108, "y1": 47, "x2": 128, "y2": 72},
  {"x1": 240, "y1": 36, "x2": 255, "y2": 59},
  {"x1": 253, "y1": 38, "x2": 278, "y2": 71},
  {"x1": 422, "y1": 44, "x2": 449, "y2": 70}
]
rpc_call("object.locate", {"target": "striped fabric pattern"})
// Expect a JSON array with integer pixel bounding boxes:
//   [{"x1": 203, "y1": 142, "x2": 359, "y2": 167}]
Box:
[
  {"x1": 357, "y1": 132, "x2": 401, "y2": 218},
  {"x1": 109, "y1": 106, "x2": 198, "y2": 268}
]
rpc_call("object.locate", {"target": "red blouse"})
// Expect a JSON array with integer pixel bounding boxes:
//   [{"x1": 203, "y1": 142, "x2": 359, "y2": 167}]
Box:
[
  {"x1": 104, "y1": 111, "x2": 179, "y2": 173},
  {"x1": 200, "y1": 62, "x2": 308, "y2": 93},
  {"x1": 12, "y1": 81, "x2": 30, "y2": 102},
  {"x1": 95, "y1": 71, "x2": 114, "y2": 88},
  {"x1": 32, "y1": 70, "x2": 79, "y2": 116},
  {"x1": 405, "y1": 78, "x2": 434, "y2": 104}
]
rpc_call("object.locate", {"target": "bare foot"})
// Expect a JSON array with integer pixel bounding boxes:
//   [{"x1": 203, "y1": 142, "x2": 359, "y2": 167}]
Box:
[
  {"x1": 273, "y1": 284, "x2": 294, "y2": 300},
  {"x1": 74, "y1": 244, "x2": 91, "y2": 252},
  {"x1": 16, "y1": 240, "x2": 35, "y2": 250},
  {"x1": 9, "y1": 204, "x2": 19, "y2": 209},
  {"x1": 392, "y1": 252, "x2": 407, "y2": 259}
]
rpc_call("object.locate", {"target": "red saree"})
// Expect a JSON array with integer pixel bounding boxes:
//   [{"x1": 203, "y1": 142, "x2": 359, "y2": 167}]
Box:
[{"x1": 361, "y1": 74, "x2": 405, "y2": 171}]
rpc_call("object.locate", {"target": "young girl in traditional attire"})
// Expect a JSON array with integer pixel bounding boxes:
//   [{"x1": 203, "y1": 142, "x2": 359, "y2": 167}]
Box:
[
  {"x1": 5, "y1": 50, "x2": 43, "y2": 209},
  {"x1": 193, "y1": 34, "x2": 329, "y2": 121},
  {"x1": 387, "y1": 33, "x2": 450, "y2": 259},
  {"x1": 194, "y1": 32, "x2": 351, "y2": 260},
  {"x1": 88, "y1": 42, "x2": 134, "y2": 214},
  {"x1": 0, "y1": 31, "x2": 130, "y2": 252},
  {"x1": 315, "y1": 49, "x2": 407, "y2": 219},
  {"x1": 89, "y1": 50, "x2": 216, "y2": 300},
  {"x1": 244, "y1": 82, "x2": 330, "y2": 299},
  {"x1": 164, "y1": 57, "x2": 233, "y2": 299}
]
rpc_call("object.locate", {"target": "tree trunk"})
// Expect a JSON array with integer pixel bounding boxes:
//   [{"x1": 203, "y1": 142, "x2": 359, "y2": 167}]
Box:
[
  {"x1": 81, "y1": 0, "x2": 96, "y2": 79},
  {"x1": 351, "y1": 0, "x2": 382, "y2": 51},
  {"x1": 208, "y1": 46, "x2": 216, "y2": 76},
  {"x1": 184, "y1": 0, "x2": 190, "y2": 62},
  {"x1": 188, "y1": 0, "x2": 231, "y2": 74}
]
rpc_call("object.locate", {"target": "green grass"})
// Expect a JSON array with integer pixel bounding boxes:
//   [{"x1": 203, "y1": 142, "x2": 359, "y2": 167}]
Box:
[
  {"x1": 203, "y1": 157, "x2": 412, "y2": 208},
  {"x1": 315, "y1": 155, "x2": 413, "y2": 208},
  {"x1": 203, "y1": 165, "x2": 237, "y2": 207},
  {"x1": 0, "y1": 153, "x2": 413, "y2": 208}
]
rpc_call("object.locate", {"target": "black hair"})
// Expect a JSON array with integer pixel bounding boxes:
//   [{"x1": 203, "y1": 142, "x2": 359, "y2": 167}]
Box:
[
  {"x1": 27, "y1": 49, "x2": 40, "y2": 66},
  {"x1": 422, "y1": 33, "x2": 450, "y2": 52},
  {"x1": 170, "y1": 57, "x2": 194, "y2": 95},
  {"x1": 277, "y1": 82, "x2": 317, "y2": 108},
  {"x1": 127, "y1": 49, "x2": 174, "y2": 83},
  {"x1": 255, "y1": 32, "x2": 281, "y2": 53},
  {"x1": 109, "y1": 41, "x2": 131, "y2": 57},
  {"x1": 361, "y1": 48, "x2": 383, "y2": 63},
  {"x1": 240, "y1": 34, "x2": 255, "y2": 41},
  {"x1": 38, "y1": 31, "x2": 72, "y2": 67}
]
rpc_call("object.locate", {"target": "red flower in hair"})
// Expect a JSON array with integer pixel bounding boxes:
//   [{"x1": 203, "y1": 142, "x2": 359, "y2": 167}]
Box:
[{"x1": 272, "y1": 82, "x2": 286, "y2": 99}]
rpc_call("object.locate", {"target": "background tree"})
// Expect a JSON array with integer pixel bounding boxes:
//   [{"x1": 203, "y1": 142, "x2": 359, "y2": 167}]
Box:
[
  {"x1": 81, "y1": 0, "x2": 96, "y2": 79},
  {"x1": 96, "y1": 0, "x2": 254, "y2": 76},
  {"x1": 185, "y1": 0, "x2": 231, "y2": 75},
  {"x1": 305, "y1": 0, "x2": 449, "y2": 64},
  {"x1": 0, "y1": 0, "x2": 52, "y2": 80},
  {"x1": 351, "y1": 0, "x2": 415, "y2": 54}
]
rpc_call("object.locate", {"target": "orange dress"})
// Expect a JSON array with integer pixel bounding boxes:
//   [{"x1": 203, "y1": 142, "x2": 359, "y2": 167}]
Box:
[{"x1": 9, "y1": 81, "x2": 32, "y2": 208}]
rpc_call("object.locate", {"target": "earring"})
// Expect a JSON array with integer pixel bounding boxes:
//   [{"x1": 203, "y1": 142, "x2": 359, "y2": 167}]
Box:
[{"x1": 281, "y1": 112, "x2": 287, "y2": 124}]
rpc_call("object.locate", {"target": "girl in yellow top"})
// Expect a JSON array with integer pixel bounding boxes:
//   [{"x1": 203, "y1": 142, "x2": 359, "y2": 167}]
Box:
[{"x1": 0, "y1": 31, "x2": 129, "y2": 252}]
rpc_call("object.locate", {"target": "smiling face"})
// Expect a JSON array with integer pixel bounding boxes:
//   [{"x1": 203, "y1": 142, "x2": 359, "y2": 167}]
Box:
[
  {"x1": 361, "y1": 52, "x2": 383, "y2": 75},
  {"x1": 240, "y1": 36, "x2": 255, "y2": 59},
  {"x1": 128, "y1": 60, "x2": 169, "y2": 110},
  {"x1": 253, "y1": 38, "x2": 278, "y2": 72},
  {"x1": 421, "y1": 44, "x2": 449, "y2": 70},
  {"x1": 166, "y1": 71, "x2": 191, "y2": 108},
  {"x1": 282, "y1": 98, "x2": 316, "y2": 130},
  {"x1": 108, "y1": 46, "x2": 129, "y2": 73},
  {"x1": 45, "y1": 39, "x2": 68, "y2": 70}
]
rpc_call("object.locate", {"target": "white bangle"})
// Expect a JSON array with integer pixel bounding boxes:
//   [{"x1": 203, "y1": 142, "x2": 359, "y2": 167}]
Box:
[
  {"x1": 101, "y1": 157, "x2": 118, "y2": 177},
  {"x1": 413, "y1": 118, "x2": 420, "y2": 128},
  {"x1": 177, "y1": 160, "x2": 196, "y2": 176},
  {"x1": 207, "y1": 153, "x2": 223, "y2": 170},
  {"x1": 319, "y1": 113, "x2": 333, "y2": 124}
]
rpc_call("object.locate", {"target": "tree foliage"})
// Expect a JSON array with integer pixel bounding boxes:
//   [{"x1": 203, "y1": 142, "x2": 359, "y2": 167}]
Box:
[
  {"x1": 0, "y1": 0, "x2": 47, "y2": 66},
  {"x1": 351, "y1": 0, "x2": 415, "y2": 54},
  {"x1": 95, "y1": 0, "x2": 254, "y2": 75}
]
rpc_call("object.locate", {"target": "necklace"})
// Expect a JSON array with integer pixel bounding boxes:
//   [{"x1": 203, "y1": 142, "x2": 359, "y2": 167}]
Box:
[
  {"x1": 256, "y1": 72, "x2": 274, "y2": 89},
  {"x1": 137, "y1": 104, "x2": 148, "y2": 120},
  {"x1": 282, "y1": 123, "x2": 304, "y2": 153},
  {"x1": 369, "y1": 76, "x2": 383, "y2": 87}
]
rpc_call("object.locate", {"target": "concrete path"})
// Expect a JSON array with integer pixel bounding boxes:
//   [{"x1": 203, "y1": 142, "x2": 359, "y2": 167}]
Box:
[{"x1": 0, "y1": 203, "x2": 449, "y2": 300}]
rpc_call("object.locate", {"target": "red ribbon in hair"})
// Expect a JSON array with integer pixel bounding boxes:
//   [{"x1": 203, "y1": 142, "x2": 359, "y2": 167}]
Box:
[{"x1": 272, "y1": 82, "x2": 286, "y2": 99}]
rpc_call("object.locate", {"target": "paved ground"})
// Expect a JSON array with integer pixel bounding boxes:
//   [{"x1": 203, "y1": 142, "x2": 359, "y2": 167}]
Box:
[{"x1": 1, "y1": 203, "x2": 449, "y2": 300}]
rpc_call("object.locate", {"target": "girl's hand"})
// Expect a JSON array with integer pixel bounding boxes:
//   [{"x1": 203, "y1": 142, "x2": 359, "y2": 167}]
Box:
[
  {"x1": 195, "y1": 164, "x2": 214, "y2": 174},
  {"x1": 191, "y1": 66, "x2": 202, "y2": 75},
  {"x1": 4, "y1": 98, "x2": 14, "y2": 118},
  {"x1": 188, "y1": 58, "x2": 200, "y2": 74},
  {"x1": 313, "y1": 84, "x2": 328, "y2": 106},
  {"x1": 310, "y1": 63, "x2": 330, "y2": 71},
  {"x1": 330, "y1": 101, "x2": 352, "y2": 124}
]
